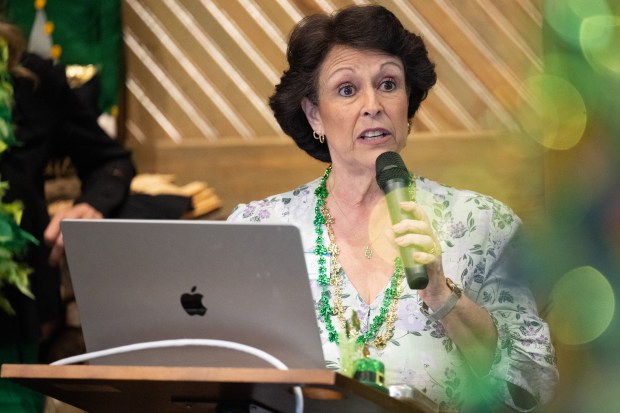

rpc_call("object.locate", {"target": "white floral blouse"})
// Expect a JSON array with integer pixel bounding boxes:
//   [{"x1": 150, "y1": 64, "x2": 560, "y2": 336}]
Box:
[{"x1": 228, "y1": 175, "x2": 558, "y2": 412}]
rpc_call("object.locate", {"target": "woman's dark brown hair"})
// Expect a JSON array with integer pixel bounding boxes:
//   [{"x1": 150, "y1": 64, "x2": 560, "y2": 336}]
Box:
[{"x1": 269, "y1": 5, "x2": 437, "y2": 163}]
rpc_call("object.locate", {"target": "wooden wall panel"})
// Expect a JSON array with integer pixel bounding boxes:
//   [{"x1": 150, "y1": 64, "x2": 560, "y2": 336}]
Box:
[{"x1": 121, "y1": 0, "x2": 545, "y2": 222}]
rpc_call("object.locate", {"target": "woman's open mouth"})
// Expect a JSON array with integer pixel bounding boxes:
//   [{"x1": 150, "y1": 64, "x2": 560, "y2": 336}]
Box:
[{"x1": 359, "y1": 129, "x2": 390, "y2": 141}]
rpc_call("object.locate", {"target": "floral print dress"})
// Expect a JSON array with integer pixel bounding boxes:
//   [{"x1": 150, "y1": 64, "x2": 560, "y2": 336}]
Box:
[{"x1": 228, "y1": 175, "x2": 558, "y2": 412}]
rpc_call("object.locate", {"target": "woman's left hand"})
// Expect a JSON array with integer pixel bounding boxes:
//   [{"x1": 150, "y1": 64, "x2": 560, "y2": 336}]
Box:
[{"x1": 392, "y1": 201, "x2": 451, "y2": 307}]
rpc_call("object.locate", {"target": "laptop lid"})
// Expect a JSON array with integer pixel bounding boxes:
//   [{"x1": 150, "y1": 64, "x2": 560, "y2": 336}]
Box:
[{"x1": 60, "y1": 219, "x2": 326, "y2": 369}]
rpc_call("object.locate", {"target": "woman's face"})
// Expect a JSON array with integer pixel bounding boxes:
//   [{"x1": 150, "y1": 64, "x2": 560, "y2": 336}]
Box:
[{"x1": 302, "y1": 45, "x2": 410, "y2": 173}]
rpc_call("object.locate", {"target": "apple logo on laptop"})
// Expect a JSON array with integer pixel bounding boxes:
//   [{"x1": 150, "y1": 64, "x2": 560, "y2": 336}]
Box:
[{"x1": 180, "y1": 286, "x2": 207, "y2": 316}]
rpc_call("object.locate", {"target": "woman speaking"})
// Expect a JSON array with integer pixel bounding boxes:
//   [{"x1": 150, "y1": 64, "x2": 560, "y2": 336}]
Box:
[{"x1": 228, "y1": 5, "x2": 557, "y2": 412}]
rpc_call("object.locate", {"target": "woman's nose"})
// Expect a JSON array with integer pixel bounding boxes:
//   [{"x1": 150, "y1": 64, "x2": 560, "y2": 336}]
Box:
[{"x1": 361, "y1": 90, "x2": 382, "y2": 117}]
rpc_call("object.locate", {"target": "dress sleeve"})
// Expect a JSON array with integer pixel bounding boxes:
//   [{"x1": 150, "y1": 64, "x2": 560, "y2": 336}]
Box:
[
  {"x1": 226, "y1": 195, "x2": 289, "y2": 223},
  {"x1": 471, "y1": 201, "x2": 558, "y2": 411}
]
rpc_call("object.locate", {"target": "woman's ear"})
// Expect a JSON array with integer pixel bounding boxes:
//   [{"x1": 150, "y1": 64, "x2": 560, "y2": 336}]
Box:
[{"x1": 301, "y1": 97, "x2": 322, "y2": 132}]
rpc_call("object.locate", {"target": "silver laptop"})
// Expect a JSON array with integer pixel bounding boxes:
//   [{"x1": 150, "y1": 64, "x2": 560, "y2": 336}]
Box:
[{"x1": 60, "y1": 219, "x2": 326, "y2": 369}]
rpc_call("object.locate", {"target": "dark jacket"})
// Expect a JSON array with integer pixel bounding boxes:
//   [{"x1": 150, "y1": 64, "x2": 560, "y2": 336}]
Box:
[{"x1": 0, "y1": 53, "x2": 135, "y2": 341}]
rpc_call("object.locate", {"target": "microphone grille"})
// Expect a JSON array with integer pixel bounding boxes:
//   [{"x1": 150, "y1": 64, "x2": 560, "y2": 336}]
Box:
[{"x1": 375, "y1": 151, "x2": 410, "y2": 190}]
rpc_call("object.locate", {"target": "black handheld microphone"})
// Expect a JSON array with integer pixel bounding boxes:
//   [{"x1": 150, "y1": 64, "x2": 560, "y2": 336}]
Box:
[{"x1": 375, "y1": 151, "x2": 428, "y2": 289}]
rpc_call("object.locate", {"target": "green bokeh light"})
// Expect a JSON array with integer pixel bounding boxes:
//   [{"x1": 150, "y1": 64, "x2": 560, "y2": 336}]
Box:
[
  {"x1": 517, "y1": 75, "x2": 587, "y2": 150},
  {"x1": 547, "y1": 266, "x2": 615, "y2": 345},
  {"x1": 544, "y1": 0, "x2": 611, "y2": 45},
  {"x1": 581, "y1": 15, "x2": 620, "y2": 76}
]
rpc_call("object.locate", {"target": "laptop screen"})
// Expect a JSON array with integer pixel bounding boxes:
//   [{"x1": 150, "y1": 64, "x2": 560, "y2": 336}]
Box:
[{"x1": 60, "y1": 219, "x2": 326, "y2": 369}]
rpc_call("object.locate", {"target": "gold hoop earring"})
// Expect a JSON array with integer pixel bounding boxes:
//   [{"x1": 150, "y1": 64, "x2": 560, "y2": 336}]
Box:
[{"x1": 313, "y1": 131, "x2": 325, "y2": 144}]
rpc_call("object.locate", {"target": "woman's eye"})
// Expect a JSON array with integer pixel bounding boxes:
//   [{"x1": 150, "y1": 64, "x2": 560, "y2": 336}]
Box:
[
  {"x1": 338, "y1": 84, "x2": 355, "y2": 97},
  {"x1": 381, "y1": 79, "x2": 396, "y2": 91}
]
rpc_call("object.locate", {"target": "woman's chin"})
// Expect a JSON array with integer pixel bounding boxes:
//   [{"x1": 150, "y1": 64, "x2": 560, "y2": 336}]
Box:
[{"x1": 357, "y1": 137, "x2": 404, "y2": 156}]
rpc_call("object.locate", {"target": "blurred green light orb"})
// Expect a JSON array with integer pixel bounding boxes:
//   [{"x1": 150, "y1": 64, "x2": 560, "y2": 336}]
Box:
[
  {"x1": 548, "y1": 266, "x2": 615, "y2": 345},
  {"x1": 581, "y1": 15, "x2": 620, "y2": 76},
  {"x1": 518, "y1": 75, "x2": 587, "y2": 150},
  {"x1": 544, "y1": 0, "x2": 611, "y2": 45}
]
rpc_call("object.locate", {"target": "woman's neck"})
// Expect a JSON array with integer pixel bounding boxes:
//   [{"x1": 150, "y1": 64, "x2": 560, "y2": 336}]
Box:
[{"x1": 326, "y1": 166, "x2": 383, "y2": 209}]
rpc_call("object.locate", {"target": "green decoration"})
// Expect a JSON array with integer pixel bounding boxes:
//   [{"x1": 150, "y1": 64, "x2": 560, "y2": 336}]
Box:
[{"x1": 0, "y1": 36, "x2": 39, "y2": 315}]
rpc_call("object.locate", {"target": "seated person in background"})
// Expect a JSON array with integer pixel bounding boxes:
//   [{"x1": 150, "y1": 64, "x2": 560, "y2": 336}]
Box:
[
  {"x1": 0, "y1": 21, "x2": 135, "y2": 412},
  {"x1": 228, "y1": 5, "x2": 557, "y2": 412}
]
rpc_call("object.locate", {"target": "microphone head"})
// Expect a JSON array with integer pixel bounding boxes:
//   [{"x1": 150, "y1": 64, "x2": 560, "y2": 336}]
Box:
[{"x1": 375, "y1": 151, "x2": 410, "y2": 191}]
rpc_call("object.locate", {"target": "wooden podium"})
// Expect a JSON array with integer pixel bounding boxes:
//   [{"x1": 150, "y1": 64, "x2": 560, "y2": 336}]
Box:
[{"x1": 1, "y1": 364, "x2": 437, "y2": 412}]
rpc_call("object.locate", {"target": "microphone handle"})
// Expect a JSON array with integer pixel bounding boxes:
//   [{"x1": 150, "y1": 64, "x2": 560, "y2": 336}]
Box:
[{"x1": 383, "y1": 180, "x2": 429, "y2": 289}]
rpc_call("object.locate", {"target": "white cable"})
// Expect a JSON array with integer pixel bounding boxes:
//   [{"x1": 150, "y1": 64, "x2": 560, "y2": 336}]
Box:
[
  {"x1": 50, "y1": 339, "x2": 285, "y2": 368},
  {"x1": 51, "y1": 339, "x2": 304, "y2": 413}
]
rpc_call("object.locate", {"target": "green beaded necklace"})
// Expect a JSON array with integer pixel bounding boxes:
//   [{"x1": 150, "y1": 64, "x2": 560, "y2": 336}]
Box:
[{"x1": 313, "y1": 166, "x2": 414, "y2": 349}]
